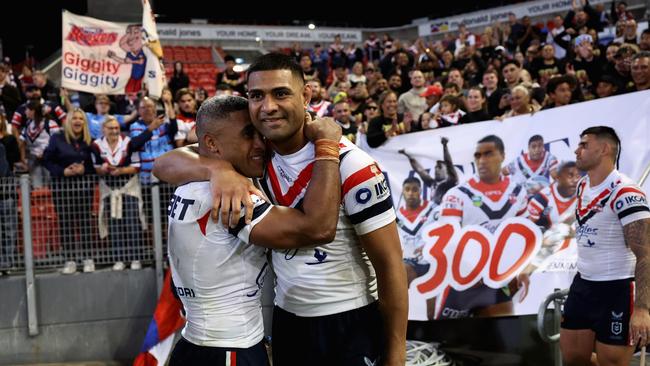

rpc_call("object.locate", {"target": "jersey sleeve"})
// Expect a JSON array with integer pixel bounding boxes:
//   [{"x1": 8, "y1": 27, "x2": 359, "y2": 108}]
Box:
[
  {"x1": 439, "y1": 187, "x2": 463, "y2": 223},
  {"x1": 340, "y1": 150, "x2": 396, "y2": 236},
  {"x1": 228, "y1": 194, "x2": 273, "y2": 243},
  {"x1": 527, "y1": 192, "x2": 548, "y2": 225},
  {"x1": 610, "y1": 184, "x2": 650, "y2": 226}
]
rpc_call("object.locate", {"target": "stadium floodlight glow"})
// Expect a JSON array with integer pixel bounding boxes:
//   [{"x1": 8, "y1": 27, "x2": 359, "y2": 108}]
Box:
[
  {"x1": 235, "y1": 58, "x2": 244, "y2": 64},
  {"x1": 308, "y1": 23, "x2": 316, "y2": 30},
  {"x1": 255, "y1": 37, "x2": 261, "y2": 42}
]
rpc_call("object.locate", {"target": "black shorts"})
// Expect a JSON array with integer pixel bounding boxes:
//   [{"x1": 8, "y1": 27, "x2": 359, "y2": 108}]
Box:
[
  {"x1": 271, "y1": 302, "x2": 383, "y2": 366},
  {"x1": 169, "y1": 337, "x2": 269, "y2": 366},
  {"x1": 562, "y1": 273, "x2": 634, "y2": 346},
  {"x1": 438, "y1": 284, "x2": 512, "y2": 319}
]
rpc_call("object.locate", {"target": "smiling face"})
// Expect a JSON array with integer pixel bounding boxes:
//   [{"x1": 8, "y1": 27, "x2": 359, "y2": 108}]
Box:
[
  {"x1": 211, "y1": 110, "x2": 266, "y2": 178},
  {"x1": 69, "y1": 110, "x2": 86, "y2": 136},
  {"x1": 247, "y1": 69, "x2": 310, "y2": 154}
]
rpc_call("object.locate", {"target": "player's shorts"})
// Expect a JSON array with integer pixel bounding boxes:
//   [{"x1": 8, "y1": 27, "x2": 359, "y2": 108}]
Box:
[
  {"x1": 125, "y1": 77, "x2": 143, "y2": 94},
  {"x1": 438, "y1": 284, "x2": 512, "y2": 319},
  {"x1": 168, "y1": 337, "x2": 269, "y2": 366},
  {"x1": 271, "y1": 301, "x2": 383, "y2": 366},
  {"x1": 404, "y1": 258, "x2": 431, "y2": 277},
  {"x1": 562, "y1": 273, "x2": 634, "y2": 346}
]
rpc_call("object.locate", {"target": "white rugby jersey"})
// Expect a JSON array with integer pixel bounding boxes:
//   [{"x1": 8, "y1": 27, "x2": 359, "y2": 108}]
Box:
[
  {"x1": 91, "y1": 135, "x2": 141, "y2": 168},
  {"x1": 307, "y1": 100, "x2": 332, "y2": 118},
  {"x1": 396, "y1": 200, "x2": 436, "y2": 259},
  {"x1": 575, "y1": 170, "x2": 650, "y2": 281},
  {"x1": 167, "y1": 182, "x2": 272, "y2": 348},
  {"x1": 506, "y1": 151, "x2": 558, "y2": 185},
  {"x1": 440, "y1": 176, "x2": 528, "y2": 233},
  {"x1": 527, "y1": 182, "x2": 576, "y2": 230},
  {"x1": 174, "y1": 116, "x2": 196, "y2": 143},
  {"x1": 259, "y1": 137, "x2": 396, "y2": 317}
]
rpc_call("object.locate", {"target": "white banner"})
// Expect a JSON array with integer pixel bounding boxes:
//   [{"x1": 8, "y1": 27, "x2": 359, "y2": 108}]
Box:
[
  {"x1": 418, "y1": 0, "x2": 609, "y2": 37},
  {"x1": 157, "y1": 24, "x2": 362, "y2": 43},
  {"x1": 360, "y1": 91, "x2": 650, "y2": 320},
  {"x1": 62, "y1": 10, "x2": 165, "y2": 97}
]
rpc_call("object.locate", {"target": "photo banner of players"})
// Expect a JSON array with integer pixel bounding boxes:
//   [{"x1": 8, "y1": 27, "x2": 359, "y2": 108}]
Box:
[
  {"x1": 358, "y1": 90, "x2": 650, "y2": 320},
  {"x1": 61, "y1": 10, "x2": 164, "y2": 97}
]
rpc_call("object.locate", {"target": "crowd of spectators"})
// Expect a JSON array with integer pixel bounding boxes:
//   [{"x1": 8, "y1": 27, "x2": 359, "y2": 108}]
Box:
[{"x1": 0, "y1": 0, "x2": 649, "y2": 274}]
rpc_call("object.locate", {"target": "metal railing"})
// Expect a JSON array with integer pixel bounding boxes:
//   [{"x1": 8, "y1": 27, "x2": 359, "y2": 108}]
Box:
[
  {"x1": 537, "y1": 288, "x2": 569, "y2": 366},
  {"x1": 0, "y1": 174, "x2": 175, "y2": 274}
]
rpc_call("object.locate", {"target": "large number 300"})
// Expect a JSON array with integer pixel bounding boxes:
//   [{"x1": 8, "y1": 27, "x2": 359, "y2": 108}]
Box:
[{"x1": 412, "y1": 218, "x2": 542, "y2": 298}]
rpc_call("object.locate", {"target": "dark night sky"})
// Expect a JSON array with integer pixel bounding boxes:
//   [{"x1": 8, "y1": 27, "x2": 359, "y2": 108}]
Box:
[{"x1": 0, "y1": 0, "x2": 521, "y2": 65}]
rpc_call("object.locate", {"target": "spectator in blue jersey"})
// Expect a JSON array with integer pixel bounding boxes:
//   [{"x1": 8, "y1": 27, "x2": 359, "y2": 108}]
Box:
[
  {"x1": 43, "y1": 108, "x2": 96, "y2": 274},
  {"x1": 129, "y1": 97, "x2": 177, "y2": 185},
  {"x1": 85, "y1": 94, "x2": 138, "y2": 140}
]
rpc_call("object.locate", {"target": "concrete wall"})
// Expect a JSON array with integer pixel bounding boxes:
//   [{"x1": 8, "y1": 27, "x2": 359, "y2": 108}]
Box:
[{"x1": 0, "y1": 269, "x2": 157, "y2": 365}]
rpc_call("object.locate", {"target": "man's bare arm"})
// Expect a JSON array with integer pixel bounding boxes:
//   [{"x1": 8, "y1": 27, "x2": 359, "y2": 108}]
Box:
[
  {"x1": 625, "y1": 218, "x2": 650, "y2": 346},
  {"x1": 441, "y1": 137, "x2": 458, "y2": 184},
  {"x1": 359, "y1": 222, "x2": 408, "y2": 366},
  {"x1": 626, "y1": 219, "x2": 650, "y2": 308},
  {"x1": 398, "y1": 150, "x2": 435, "y2": 186},
  {"x1": 153, "y1": 145, "x2": 261, "y2": 226}
]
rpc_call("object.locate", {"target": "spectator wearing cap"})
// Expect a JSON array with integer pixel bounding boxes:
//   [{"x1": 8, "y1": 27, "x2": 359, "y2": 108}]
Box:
[
  {"x1": 543, "y1": 75, "x2": 574, "y2": 110},
  {"x1": 631, "y1": 52, "x2": 650, "y2": 91},
  {"x1": 595, "y1": 75, "x2": 619, "y2": 98},
  {"x1": 571, "y1": 34, "x2": 605, "y2": 85},
  {"x1": 0, "y1": 64, "x2": 22, "y2": 120},
  {"x1": 216, "y1": 55, "x2": 245, "y2": 95},
  {"x1": 459, "y1": 87, "x2": 490, "y2": 124},
  {"x1": 420, "y1": 84, "x2": 443, "y2": 113},
  {"x1": 397, "y1": 70, "x2": 428, "y2": 121}
]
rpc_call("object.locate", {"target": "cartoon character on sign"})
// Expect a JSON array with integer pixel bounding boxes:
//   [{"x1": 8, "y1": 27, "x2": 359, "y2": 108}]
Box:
[{"x1": 107, "y1": 24, "x2": 146, "y2": 94}]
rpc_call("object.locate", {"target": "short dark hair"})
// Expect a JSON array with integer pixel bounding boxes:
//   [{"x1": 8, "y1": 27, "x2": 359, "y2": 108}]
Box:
[
  {"x1": 443, "y1": 82, "x2": 460, "y2": 92},
  {"x1": 439, "y1": 94, "x2": 461, "y2": 110},
  {"x1": 632, "y1": 51, "x2": 650, "y2": 62},
  {"x1": 478, "y1": 134, "x2": 505, "y2": 154},
  {"x1": 403, "y1": 176, "x2": 421, "y2": 187},
  {"x1": 557, "y1": 161, "x2": 577, "y2": 174},
  {"x1": 247, "y1": 53, "x2": 304, "y2": 84},
  {"x1": 224, "y1": 54, "x2": 235, "y2": 63},
  {"x1": 546, "y1": 75, "x2": 572, "y2": 94},
  {"x1": 502, "y1": 60, "x2": 521, "y2": 70},
  {"x1": 196, "y1": 95, "x2": 249, "y2": 143},
  {"x1": 580, "y1": 126, "x2": 621, "y2": 160},
  {"x1": 528, "y1": 134, "x2": 544, "y2": 145}
]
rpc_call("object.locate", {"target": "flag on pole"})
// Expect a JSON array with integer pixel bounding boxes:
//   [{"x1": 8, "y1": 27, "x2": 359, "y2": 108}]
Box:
[
  {"x1": 141, "y1": 0, "x2": 166, "y2": 99},
  {"x1": 133, "y1": 270, "x2": 185, "y2": 366}
]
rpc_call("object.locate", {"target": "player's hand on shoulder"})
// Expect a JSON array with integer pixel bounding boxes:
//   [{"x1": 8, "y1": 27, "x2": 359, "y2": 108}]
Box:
[{"x1": 304, "y1": 112, "x2": 342, "y2": 142}]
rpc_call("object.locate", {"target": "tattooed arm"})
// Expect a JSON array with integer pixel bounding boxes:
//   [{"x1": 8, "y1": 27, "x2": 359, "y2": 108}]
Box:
[{"x1": 625, "y1": 218, "x2": 650, "y2": 346}]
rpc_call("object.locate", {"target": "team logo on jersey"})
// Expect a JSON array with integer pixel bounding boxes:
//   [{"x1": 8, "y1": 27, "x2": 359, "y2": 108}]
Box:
[
  {"x1": 305, "y1": 249, "x2": 329, "y2": 265},
  {"x1": 356, "y1": 188, "x2": 372, "y2": 204},
  {"x1": 472, "y1": 195, "x2": 482, "y2": 207},
  {"x1": 611, "y1": 322, "x2": 623, "y2": 335}
]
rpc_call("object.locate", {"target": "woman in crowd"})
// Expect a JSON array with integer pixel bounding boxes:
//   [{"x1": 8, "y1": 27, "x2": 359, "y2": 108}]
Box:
[
  {"x1": 459, "y1": 87, "x2": 491, "y2": 124},
  {"x1": 366, "y1": 91, "x2": 412, "y2": 147},
  {"x1": 19, "y1": 100, "x2": 60, "y2": 187},
  {"x1": 498, "y1": 85, "x2": 540, "y2": 120},
  {"x1": 168, "y1": 61, "x2": 189, "y2": 97},
  {"x1": 42, "y1": 108, "x2": 95, "y2": 274}
]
